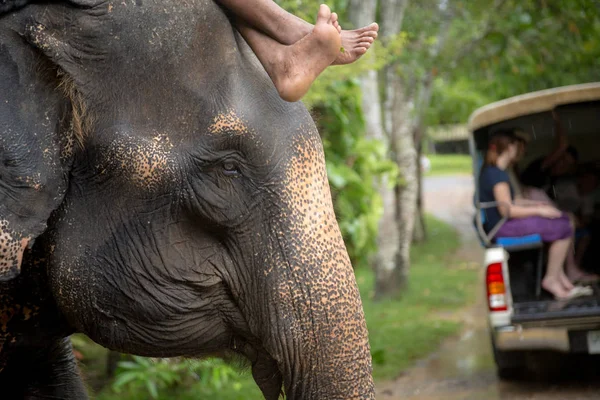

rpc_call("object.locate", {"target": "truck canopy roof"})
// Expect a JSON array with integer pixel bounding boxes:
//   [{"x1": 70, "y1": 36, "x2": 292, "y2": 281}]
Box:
[{"x1": 468, "y1": 82, "x2": 600, "y2": 133}]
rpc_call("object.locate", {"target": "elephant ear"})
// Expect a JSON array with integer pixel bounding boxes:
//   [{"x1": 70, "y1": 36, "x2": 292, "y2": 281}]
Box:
[{"x1": 0, "y1": 10, "x2": 73, "y2": 281}]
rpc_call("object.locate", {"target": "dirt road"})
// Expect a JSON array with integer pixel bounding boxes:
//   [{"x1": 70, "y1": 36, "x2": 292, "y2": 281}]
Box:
[{"x1": 376, "y1": 174, "x2": 600, "y2": 400}]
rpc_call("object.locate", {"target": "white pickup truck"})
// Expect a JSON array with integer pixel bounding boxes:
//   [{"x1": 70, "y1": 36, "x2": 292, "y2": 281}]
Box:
[{"x1": 468, "y1": 82, "x2": 600, "y2": 379}]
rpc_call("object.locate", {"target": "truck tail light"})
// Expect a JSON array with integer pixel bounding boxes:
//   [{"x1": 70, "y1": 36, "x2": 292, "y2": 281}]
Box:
[{"x1": 487, "y1": 262, "x2": 507, "y2": 312}]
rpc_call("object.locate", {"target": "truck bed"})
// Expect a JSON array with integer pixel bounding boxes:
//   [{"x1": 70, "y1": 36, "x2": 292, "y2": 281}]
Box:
[{"x1": 512, "y1": 284, "x2": 600, "y2": 328}]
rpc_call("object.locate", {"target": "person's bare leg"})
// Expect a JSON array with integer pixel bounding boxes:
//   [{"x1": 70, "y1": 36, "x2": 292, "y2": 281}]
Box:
[
  {"x1": 217, "y1": 0, "x2": 378, "y2": 65},
  {"x1": 542, "y1": 238, "x2": 573, "y2": 299},
  {"x1": 238, "y1": 5, "x2": 341, "y2": 102},
  {"x1": 565, "y1": 235, "x2": 599, "y2": 282},
  {"x1": 218, "y1": 0, "x2": 311, "y2": 45},
  {"x1": 562, "y1": 244, "x2": 577, "y2": 288},
  {"x1": 566, "y1": 245, "x2": 600, "y2": 283},
  {"x1": 559, "y1": 270, "x2": 575, "y2": 291}
]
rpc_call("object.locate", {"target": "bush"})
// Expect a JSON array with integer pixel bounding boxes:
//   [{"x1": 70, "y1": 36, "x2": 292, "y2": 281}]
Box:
[
  {"x1": 316, "y1": 79, "x2": 397, "y2": 269},
  {"x1": 110, "y1": 357, "x2": 241, "y2": 399}
]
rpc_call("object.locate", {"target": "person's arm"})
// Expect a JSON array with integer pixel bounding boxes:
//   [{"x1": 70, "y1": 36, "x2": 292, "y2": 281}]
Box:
[
  {"x1": 514, "y1": 198, "x2": 545, "y2": 206},
  {"x1": 541, "y1": 109, "x2": 569, "y2": 170},
  {"x1": 493, "y1": 182, "x2": 561, "y2": 219}
]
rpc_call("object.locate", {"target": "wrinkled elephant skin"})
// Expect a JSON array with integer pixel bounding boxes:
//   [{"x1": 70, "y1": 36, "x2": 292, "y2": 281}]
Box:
[{"x1": 0, "y1": 1, "x2": 374, "y2": 399}]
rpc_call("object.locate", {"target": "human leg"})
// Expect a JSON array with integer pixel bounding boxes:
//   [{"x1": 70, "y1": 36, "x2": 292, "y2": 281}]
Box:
[
  {"x1": 218, "y1": 0, "x2": 311, "y2": 44},
  {"x1": 218, "y1": 0, "x2": 378, "y2": 65},
  {"x1": 542, "y1": 237, "x2": 573, "y2": 299},
  {"x1": 564, "y1": 215, "x2": 583, "y2": 283},
  {"x1": 563, "y1": 217, "x2": 599, "y2": 282},
  {"x1": 566, "y1": 234, "x2": 598, "y2": 282},
  {"x1": 559, "y1": 268, "x2": 575, "y2": 291},
  {"x1": 495, "y1": 216, "x2": 576, "y2": 297},
  {"x1": 237, "y1": 5, "x2": 341, "y2": 102}
]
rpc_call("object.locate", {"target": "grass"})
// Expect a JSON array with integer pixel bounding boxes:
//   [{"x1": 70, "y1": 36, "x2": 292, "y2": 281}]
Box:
[
  {"x1": 84, "y1": 215, "x2": 477, "y2": 399},
  {"x1": 358, "y1": 215, "x2": 478, "y2": 380},
  {"x1": 426, "y1": 154, "x2": 472, "y2": 176}
]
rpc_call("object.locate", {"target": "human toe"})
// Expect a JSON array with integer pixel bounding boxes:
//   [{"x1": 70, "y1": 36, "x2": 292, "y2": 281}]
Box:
[{"x1": 317, "y1": 4, "x2": 332, "y2": 23}]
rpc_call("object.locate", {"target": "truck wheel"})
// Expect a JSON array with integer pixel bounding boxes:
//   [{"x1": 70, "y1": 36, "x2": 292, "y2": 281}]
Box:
[{"x1": 491, "y1": 334, "x2": 527, "y2": 381}]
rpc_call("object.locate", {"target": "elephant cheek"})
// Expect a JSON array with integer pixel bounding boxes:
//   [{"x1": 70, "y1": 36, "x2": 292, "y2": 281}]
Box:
[
  {"x1": 265, "y1": 132, "x2": 374, "y2": 399},
  {"x1": 0, "y1": 220, "x2": 30, "y2": 281}
]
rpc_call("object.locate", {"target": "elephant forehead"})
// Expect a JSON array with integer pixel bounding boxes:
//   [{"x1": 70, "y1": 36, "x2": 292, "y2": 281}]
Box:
[
  {"x1": 208, "y1": 110, "x2": 252, "y2": 137},
  {"x1": 87, "y1": 0, "x2": 236, "y2": 69},
  {"x1": 101, "y1": 132, "x2": 175, "y2": 190},
  {"x1": 14, "y1": 174, "x2": 43, "y2": 192}
]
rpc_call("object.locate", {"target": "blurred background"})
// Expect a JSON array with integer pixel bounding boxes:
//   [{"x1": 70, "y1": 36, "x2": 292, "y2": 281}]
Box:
[{"x1": 77, "y1": 1, "x2": 600, "y2": 398}]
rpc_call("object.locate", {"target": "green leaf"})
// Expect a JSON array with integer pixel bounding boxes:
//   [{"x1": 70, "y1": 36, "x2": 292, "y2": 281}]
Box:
[
  {"x1": 112, "y1": 371, "x2": 140, "y2": 390},
  {"x1": 116, "y1": 361, "x2": 141, "y2": 370},
  {"x1": 145, "y1": 380, "x2": 159, "y2": 399}
]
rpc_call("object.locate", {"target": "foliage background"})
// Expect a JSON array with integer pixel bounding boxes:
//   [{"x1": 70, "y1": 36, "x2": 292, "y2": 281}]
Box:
[{"x1": 280, "y1": 0, "x2": 600, "y2": 269}]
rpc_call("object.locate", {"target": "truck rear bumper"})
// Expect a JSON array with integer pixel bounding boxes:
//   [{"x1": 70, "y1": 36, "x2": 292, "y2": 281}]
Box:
[{"x1": 494, "y1": 327, "x2": 570, "y2": 352}]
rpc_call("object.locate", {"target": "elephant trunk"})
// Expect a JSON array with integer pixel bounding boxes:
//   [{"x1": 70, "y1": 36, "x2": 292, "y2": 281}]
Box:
[
  {"x1": 258, "y1": 133, "x2": 375, "y2": 399},
  {"x1": 272, "y1": 243, "x2": 375, "y2": 400}
]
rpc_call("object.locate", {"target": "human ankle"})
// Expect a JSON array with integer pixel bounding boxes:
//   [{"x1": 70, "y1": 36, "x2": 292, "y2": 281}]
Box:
[{"x1": 276, "y1": 15, "x2": 313, "y2": 45}]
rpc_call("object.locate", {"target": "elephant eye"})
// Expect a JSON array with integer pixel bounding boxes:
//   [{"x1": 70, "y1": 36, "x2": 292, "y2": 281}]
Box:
[{"x1": 222, "y1": 161, "x2": 241, "y2": 177}]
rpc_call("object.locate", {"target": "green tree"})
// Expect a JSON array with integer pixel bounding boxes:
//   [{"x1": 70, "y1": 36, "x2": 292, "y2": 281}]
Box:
[
  {"x1": 429, "y1": 0, "x2": 600, "y2": 124},
  {"x1": 403, "y1": 0, "x2": 600, "y2": 241},
  {"x1": 281, "y1": 0, "x2": 600, "y2": 298},
  {"x1": 275, "y1": 0, "x2": 399, "y2": 271}
]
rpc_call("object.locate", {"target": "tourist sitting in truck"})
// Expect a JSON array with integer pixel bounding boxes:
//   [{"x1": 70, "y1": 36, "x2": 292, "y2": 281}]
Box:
[
  {"x1": 556, "y1": 171, "x2": 600, "y2": 277},
  {"x1": 519, "y1": 155, "x2": 600, "y2": 284},
  {"x1": 479, "y1": 131, "x2": 586, "y2": 299},
  {"x1": 520, "y1": 110, "x2": 578, "y2": 194},
  {"x1": 505, "y1": 128, "x2": 556, "y2": 206},
  {"x1": 504, "y1": 126, "x2": 567, "y2": 206}
]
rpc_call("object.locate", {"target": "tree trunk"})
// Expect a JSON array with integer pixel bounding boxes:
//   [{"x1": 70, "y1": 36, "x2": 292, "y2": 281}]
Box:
[
  {"x1": 411, "y1": 77, "x2": 435, "y2": 244},
  {"x1": 413, "y1": 126, "x2": 427, "y2": 243},
  {"x1": 390, "y1": 88, "x2": 417, "y2": 291},
  {"x1": 411, "y1": 0, "x2": 453, "y2": 244},
  {"x1": 380, "y1": 0, "x2": 412, "y2": 294},
  {"x1": 349, "y1": 0, "x2": 403, "y2": 297}
]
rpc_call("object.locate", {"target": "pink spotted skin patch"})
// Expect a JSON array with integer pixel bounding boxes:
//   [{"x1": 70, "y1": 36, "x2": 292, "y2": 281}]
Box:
[{"x1": 0, "y1": 220, "x2": 29, "y2": 281}]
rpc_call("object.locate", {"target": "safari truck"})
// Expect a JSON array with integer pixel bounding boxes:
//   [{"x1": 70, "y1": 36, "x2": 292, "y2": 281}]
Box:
[{"x1": 469, "y1": 82, "x2": 600, "y2": 379}]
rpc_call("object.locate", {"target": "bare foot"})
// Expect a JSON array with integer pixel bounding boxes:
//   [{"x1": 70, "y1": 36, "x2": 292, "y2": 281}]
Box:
[
  {"x1": 542, "y1": 276, "x2": 570, "y2": 299},
  {"x1": 559, "y1": 272, "x2": 575, "y2": 291},
  {"x1": 331, "y1": 12, "x2": 342, "y2": 34},
  {"x1": 270, "y1": 4, "x2": 341, "y2": 102},
  {"x1": 333, "y1": 22, "x2": 379, "y2": 65}
]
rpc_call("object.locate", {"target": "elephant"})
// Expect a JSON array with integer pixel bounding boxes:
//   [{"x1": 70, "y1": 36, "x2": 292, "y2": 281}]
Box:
[{"x1": 0, "y1": 0, "x2": 375, "y2": 399}]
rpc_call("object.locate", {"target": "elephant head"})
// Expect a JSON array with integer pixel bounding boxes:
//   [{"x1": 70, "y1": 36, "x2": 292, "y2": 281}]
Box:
[{"x1": 1, "y1": 1, "x2": 374, "y2": 398}]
